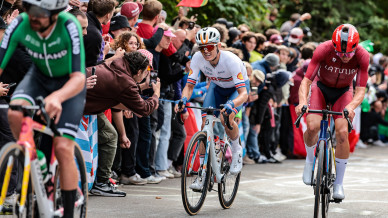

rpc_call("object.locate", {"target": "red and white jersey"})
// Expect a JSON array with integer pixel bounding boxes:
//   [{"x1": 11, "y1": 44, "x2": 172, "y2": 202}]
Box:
[
  {"x1": 305, "y1": 40, "x2": 369, "y2": 88},
  {"x1": 187, "y1": 51, "x2": 248, "y2": 89}
]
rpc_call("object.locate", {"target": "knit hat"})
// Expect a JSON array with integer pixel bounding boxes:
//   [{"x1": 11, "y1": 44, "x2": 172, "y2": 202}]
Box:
[
  {"x1": 264, "y1": 53, "x2": 280, "y2": 67},
  {"x1": 138, "y1": 49, "x2": 153, "y2": 67},
  {"x1": 252, "y1": 70, "x2": 265, "y2": 83},
  {"x1": 121, "y1": 2, "x2": 143, "y2": 19}
]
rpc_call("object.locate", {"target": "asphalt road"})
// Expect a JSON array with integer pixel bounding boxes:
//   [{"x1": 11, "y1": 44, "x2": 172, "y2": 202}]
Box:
[{"x1": 87, "y1": 146, "x2": 388, "y2": 218}]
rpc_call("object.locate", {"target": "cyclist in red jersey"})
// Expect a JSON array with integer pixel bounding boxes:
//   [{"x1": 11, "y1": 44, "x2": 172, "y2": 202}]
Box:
[{"x1": 295, "y1": 24, "x2": 369, "y2": 200}]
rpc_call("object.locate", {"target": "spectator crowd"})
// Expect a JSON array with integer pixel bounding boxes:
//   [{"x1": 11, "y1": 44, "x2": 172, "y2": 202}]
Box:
[{"x1": 0, "y1": 0, "x2": 387, "y2": 198}]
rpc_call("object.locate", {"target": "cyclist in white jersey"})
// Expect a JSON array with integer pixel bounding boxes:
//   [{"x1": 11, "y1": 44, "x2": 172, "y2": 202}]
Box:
[{"x1": 176, "y1": 27, "x2": 249, "y2": 191}]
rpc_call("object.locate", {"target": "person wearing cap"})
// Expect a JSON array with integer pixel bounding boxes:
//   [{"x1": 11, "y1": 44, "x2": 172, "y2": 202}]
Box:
[
  {"x1": 121, "y1": 1, "x2": 143, "y2": 30},
  {"x1": 269, "y1": 34, "x2": 284, "y2": 45},
  {"x1": 109, "y1": 15, "x2": 131, "y2": 39},
  {"x1": 285, "y1": 27, "x2": 304, "y2": 49}
]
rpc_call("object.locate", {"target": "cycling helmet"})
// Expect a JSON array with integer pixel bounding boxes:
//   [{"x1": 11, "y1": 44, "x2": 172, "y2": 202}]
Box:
[
  {"x1": 195, "y1": 27, "x2": 221, "y2": 45},
  {"x1": 23, "y1": 0, "x2": 69, "y2": 15},
  {"x1": 332, "y1": 24, "x2": 359, "y2": 53}
]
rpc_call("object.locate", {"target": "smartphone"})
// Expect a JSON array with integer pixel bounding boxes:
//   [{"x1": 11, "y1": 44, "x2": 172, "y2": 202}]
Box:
[
  {"x1": 91, "y1": 67, "x2": 96, "y2": 76},
  {"x1": 6, "y1": 83, "x2": 16, "y2": 89},
  {"x1": 149, "y1": 70, "x2": 158, "y2": 86}
]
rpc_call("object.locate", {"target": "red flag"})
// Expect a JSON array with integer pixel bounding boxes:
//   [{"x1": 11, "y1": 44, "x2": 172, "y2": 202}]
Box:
[
  {"x1": 177, "y1": 0, "x2": 208, "y2": 8},
  {"x1": 289, "y1": 104, "x2": 307, "y2": 157}
]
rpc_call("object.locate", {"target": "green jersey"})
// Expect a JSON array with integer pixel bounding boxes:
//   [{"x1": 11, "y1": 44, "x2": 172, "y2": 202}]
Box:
[{"x1": 0, "y1": 12, "x2": 85, "y2": 77}]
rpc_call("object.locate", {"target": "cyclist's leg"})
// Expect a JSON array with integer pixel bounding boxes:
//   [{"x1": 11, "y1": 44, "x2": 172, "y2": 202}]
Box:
[
  {"x1": 331, "y1": 89, "x2": 352, "y2": 199},
  {"x1": 55, "y1": 87, "x2": 86, "y2": 216}
]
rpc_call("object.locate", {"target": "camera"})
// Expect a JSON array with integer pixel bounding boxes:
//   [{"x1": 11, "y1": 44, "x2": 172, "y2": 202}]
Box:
[{"x1": 188, "y1": 22, "x2": 195, "y2": 30}]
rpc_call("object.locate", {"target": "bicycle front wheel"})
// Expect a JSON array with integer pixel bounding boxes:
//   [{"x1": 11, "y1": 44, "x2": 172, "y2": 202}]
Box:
[
  {"x1": 314, "y1": 141, "x2": 325, "y2": 218},
  {"x1": 181, "y1": 131, "x2": 211, "y2": 216},
  {"x1": 322, "y1": 140, "x2": 334, "y2": 218},
  {"x1": 218, "y1": 140, "x2": 241, "y2": 209},
  {"x1": 53, "y1": 143, "x2": 88, "y2": 218},
  {"x1": 0, "y1": 142, "x2": 35, "y2": 217}
]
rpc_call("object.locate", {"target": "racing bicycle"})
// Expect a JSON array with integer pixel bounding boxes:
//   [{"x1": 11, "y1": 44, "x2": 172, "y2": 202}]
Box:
[
  {"x1": 295, "y1": 105, "x2": 352, "y2": 218},
  {"x1": 179, "y1": 104, "x2": 240, "y2": 216},
  {"x1": 0, "y1": 97, "x2": 88, "y2": 217}
]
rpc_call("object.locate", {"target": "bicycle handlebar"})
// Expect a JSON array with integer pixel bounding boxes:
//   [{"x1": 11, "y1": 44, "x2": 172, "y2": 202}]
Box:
[{"x1": 294, "y1": 105, "x2": 353, "y2": 133}]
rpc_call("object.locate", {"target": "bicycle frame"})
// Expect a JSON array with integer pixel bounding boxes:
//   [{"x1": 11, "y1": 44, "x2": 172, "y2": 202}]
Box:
[{"x1": 0, "y1": 115, "x2": 60, "y2": 218}]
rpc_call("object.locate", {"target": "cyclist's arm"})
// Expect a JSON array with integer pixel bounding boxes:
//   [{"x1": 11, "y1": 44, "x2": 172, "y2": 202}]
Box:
[
  {"x1": 232, "y1": 87, "x2": 248, "y2": 108},
  {"x1": 298, "y1": 77, "x2": 312, "y2": 106},
  {"x1": 346, "y1": 86, "x2": 365, "y2": 110},
  {"x1": 181, "y1": 83, "x2": 195, "y2": 100}
]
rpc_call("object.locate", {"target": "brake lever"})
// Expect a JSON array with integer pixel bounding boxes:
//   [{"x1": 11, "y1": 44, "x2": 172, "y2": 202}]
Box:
[
  {"x1": 343, "y1": 109, "x2": 353, "y2": 133},
  {"x1": 220, "y1": 104, "x2": 233, "y2": 130}
]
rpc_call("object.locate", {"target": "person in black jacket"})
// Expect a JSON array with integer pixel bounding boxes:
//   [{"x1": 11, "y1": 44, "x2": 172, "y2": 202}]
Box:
[
  {"x1": 84, "y1": 0, "x2": 115, "y2": 67},
  {"x1": 360, "y1": 100, "x2": 388, "y2": 146}
]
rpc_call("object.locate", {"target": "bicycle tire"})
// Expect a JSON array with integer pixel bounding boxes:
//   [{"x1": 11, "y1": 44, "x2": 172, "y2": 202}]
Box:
[
  {"x1": 314, "y1": 141, "x2": 324, "y2": 218},
  {"x1": 181, "y1": 131, "x2": 211, "y2": 216},
  {"x1": 0, "y1": 142, "x2": 35, "y2": 218},
  {"x1": 53, "y1": 143, "x2": 88, "y2": 218},
  {"x1": 322, "y1": 140, "x2": 334, "y2": 218},
  {"x1": 218, "y1": 139, "x2": 241, "y2": 209}
]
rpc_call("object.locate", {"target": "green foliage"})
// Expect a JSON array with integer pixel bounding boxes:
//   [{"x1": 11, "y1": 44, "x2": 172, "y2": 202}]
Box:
[
  {"x1": 276, "y1": 0, "x2": 388, "y2": 54},
  {"x1": 159, "y1": 0, "x2": 269, "y2": 29}
]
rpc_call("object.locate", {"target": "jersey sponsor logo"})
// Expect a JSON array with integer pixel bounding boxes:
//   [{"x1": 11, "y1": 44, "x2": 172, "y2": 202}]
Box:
[
  {"x1": 324, "y1": 64, "x2": 357, "y2": 75},
  {"x1": 25, "y1": 35, "x2": 41, "y2": 47},
  {"x1": 189, "y1": 69, "x2": 193, "y2": 76},
  {"x1": 332, "y1": 57, "x2": 336, "y2": 62},
  {"x1": 66, "y1": 22, "x2": 80, "y2": 55},
  {"x1": 237, "y1": 72, "x2": 244, "y2": 80},
  {"x1": 26, "y1": 48, "x2": 68, "y2": 60},
  {"x1": 1, "y1": 18, "x2": 19, "y2": 49},
  {"x1": 218, "y1": 71, "x2": 225, "y2": 74},
  {"x1": 48, "y1": 37, "x2": 61, "y2": 48}
]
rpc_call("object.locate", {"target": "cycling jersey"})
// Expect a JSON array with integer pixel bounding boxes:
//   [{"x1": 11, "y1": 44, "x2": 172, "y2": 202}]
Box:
[
  {"x1": 0, "y1": 12, "x2": 85, "y2": 77},
  {"x1": 305, "y1": 40, "x2": 369, "y2": 88},
  {"x1": 188, "y1": 50, "x2": 248, "y2": 89}
]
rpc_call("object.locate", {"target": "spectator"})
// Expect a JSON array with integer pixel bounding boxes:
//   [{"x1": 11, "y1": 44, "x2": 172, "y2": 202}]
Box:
[
  {"x1": 276, "y1": 45, "x2": 290, "y2": 70},
  {"x1": 232, "y1": 32, "x2": 257, "y2": 62},
  {"x1": 285, "y1": 27, "x2": 304, "y2": 50},
  {"x1": 69, "y1": 9, "x2": 88, "y2": 36},
  {"x1": 269, "y1": 34, "x2": 284, "y2": 45},
  {"x1": 250, "y1": 33, "x2": 267, "y2": 63},
  {"x1": 158, "y1": 10, "x2": 167, "y2": 23},
  {"x1": 226, "y1": 27, "x2": 241, "y2": 47},
  {"x1": 280, "y1": 13, "x2": 300, "y2": 33},
  {"x1": 237, "y1": 24, "x2": 250, "y2": 39},
  {"x1": 360, "y1": 101, "x2": 388, "y2": 147},
  {"x1": 120, "y1": 2, "x2": 143, "y2": 30},
  {"x1": 212, "y1": 23, "x2": 229, "y2": 43},
  {"x1": 108, "y1": 15, "x2": 131, "y2": 39}
]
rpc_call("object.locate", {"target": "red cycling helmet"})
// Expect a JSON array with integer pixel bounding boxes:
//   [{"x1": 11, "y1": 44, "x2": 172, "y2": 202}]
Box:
[{"x1": 332, "y1": 24, "x2": 359, "y2": 53}]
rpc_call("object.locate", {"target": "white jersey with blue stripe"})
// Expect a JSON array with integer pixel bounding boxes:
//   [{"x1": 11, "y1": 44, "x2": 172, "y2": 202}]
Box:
[{"x1": 187, "y1": 50, "x2": 248, "y2": 89}]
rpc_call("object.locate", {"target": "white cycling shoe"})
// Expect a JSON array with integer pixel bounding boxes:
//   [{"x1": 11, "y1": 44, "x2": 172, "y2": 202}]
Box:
[
  {"x1": 189, "y1": 176, "x2": 205, "y2": 191},
  {"x1": 229, "y1": 149, "x2": 242, "y2": 175},
  {"x1": 303, "y1": 162, "x2": 314, "y2": 185},
  {"x1": 333, "y1": 184, "x2": 345, "y2": 200}
]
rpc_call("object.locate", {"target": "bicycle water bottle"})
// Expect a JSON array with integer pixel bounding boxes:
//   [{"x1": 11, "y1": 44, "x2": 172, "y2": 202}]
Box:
[{"x1": 36, "y1": 150, "x2": 48, "y2": 182}]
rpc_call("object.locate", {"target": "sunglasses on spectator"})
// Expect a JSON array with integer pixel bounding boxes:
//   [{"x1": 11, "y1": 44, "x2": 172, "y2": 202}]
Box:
[
  {"x1": 336, "y1": 51, "x2": 355, "y2": 58},
  {"x1": 199, "y1": 44, "x2": 217, "y2": 53},
  {"x1": 290, "y1": 34, "x2": 302, "y2": 39},
  {"x1": 129, "y1": 42, "x2": 140, "y2": 48}
]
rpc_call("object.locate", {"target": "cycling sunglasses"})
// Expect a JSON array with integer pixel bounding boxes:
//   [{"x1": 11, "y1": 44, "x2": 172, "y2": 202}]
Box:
[
  {"x1": 336, "y1": 51, "x2": 355, "y2": 58},
  {"x1": 25, "y1": 5, "x2": 51, "y2": 18},
  {"x1": 199, "y1": 44, "x2": 217, "y2": 53}
]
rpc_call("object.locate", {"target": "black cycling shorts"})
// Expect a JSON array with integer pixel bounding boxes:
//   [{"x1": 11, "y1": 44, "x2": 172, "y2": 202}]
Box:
[{"x1": 11, "y1": 65, "x2": 86, "y2": 140}]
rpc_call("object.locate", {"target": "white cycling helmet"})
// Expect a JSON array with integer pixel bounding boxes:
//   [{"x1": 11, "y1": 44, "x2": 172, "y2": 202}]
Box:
[
  {"x1": 23, "y1": 0, "x2": 69, "y2": 14},
  {"x1": 195, "y1": 27, "x2": 221, "y2": 45}
]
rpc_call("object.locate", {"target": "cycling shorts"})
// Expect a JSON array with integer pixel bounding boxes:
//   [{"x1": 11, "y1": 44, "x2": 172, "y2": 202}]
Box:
[
  {"x1": 308, "y1": 80, "x2": 353, "y2": 120},
  {"x1": 11, "y1": 65, "x2": 86, "y2": 140},
  {"x1": 202, "y1": 80, "x2": 249, "y2": 117}
]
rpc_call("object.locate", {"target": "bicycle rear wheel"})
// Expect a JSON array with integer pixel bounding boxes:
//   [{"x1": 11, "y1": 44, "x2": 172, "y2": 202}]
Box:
[
  {"x1": 0, "y1": 142, "x2": 35, "y2": 217},
  {"x1": 53, "y1": 144, "x2": 88, "y2": 218},
  {"x1": 218, "y1": 140, "x2": 240, "y2": 209},
  {"x1": 181, "y1": 131, "x2": 211, "y2": 216},
  {"x1": 314, "y1": 141, "x2": 324, "y2": 218}
]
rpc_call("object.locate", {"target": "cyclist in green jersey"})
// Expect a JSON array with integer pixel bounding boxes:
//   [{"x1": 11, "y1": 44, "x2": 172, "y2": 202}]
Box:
[{"x1": 0, "y1": 0, "x2": 86, "y2": 217}]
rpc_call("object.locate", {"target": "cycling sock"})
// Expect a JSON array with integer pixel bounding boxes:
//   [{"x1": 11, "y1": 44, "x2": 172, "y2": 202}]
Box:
[
  {"x1": 61, "y1": 189, "x2": 76, "y2": 218},
  {"x1": 334, "y1": 158, "x2": 348, "y2": 185},
  {"x1": 231, "y1": 137, "x2": 241, "y2": 152},
  {"x1": 305, "y1": 144, "x2": 316, "y2": 163}
]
